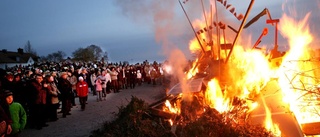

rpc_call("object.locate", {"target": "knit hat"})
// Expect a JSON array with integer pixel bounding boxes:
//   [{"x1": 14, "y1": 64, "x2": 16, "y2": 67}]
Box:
[
  {"x1": 3, "y1": 90, "x2": 13, "y2": 98},
  {"x1": 78, "y1": 76, "x2": 84, "y2": 81}
]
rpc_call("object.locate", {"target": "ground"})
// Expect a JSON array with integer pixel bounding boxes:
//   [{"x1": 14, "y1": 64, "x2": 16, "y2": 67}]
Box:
[{"x1": 20, "y1": 84, "x2": 166, "y2": 137}]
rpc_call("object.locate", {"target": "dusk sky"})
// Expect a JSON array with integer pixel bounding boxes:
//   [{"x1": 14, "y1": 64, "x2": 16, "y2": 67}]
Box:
[{"x1": 0, "y1": 0, "x2": 319, "y2": 63}]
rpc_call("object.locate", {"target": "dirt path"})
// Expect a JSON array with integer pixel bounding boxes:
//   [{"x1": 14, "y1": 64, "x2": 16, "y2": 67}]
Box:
[{"x1": 20, "y1": 84, "x2": 166, "y2": 137}]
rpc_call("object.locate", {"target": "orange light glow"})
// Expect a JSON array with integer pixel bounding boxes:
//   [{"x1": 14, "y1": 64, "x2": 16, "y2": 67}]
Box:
[
  {"x1": 262, "y1": 94, "x2": 281, "y2": 136},
  {"x1": 164, "y1": 100, "x2": 180, "y2": 115},
  {"x1": 278, "y1": 12, "x2": 319, "y2": 124},
  {"x1": 187, "y1": 59, "x2": 199, "y2": 79},
  {"x1": 228, "y1": 45, "x2": 272, "y2": 99},
  {"x1": 189, "y1": 19, "x2": 211, "y2": 54},
  {"x1": 168, "y1": 2, "x2": 320, "y2": 136},
  {"x1": 205, "y1": 79, "x2": 229, "y2": 113}
]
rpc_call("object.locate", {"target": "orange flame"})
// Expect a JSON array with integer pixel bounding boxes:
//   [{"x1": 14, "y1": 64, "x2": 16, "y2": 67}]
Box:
[
  {"x1": 261, "y1": 93, "x2": 282, "y2": 136},
  {"x1": 205, "y1": 79, "x2": 230, "y2": 113},
  {"x1": 175, "y1": 2, "x2": 320, "y2": 136},
  {"x1": 278, "y1": 12, "x2": 319, "y2": 124},
  {"x1": 163, "y1": 99, "x2": 181, "y2": 126},
  {"x1": 184, "y1": 7, "x2": 283, "y2": 134},
  {"x1": 189, "y1": 19, "x2": 211, "y2": 53},
  {"x1": 164, "y1": 100, "x2": 181, "y2": 115},
  {"x1": 228, "y1": 46, "x2": 272, "y2": 99},
  {"x1": 187, "y1": 59, "x2": 199, "y2": 79}
]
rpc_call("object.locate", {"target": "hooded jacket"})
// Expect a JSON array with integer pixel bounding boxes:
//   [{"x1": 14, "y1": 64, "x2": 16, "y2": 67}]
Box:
[{"x1": 76, "y1": 81, "x2": 88, "y2": 97}]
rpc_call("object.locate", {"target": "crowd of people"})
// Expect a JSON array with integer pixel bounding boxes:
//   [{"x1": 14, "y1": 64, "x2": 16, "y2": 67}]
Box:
[{"x1": 0, "y1": 60, "x2": 167, "y2": 136}]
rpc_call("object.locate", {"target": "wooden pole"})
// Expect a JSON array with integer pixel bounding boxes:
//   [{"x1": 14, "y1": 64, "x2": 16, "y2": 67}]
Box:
[
  {"x1": 178, "y1": 0, "x2": 206, "y2": 53},
  {"x1": 225, "y1": 0, "x2": 255, "y2": 63}
]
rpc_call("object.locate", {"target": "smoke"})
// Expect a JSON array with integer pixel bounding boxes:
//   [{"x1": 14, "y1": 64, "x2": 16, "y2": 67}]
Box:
[
  {"x1": 113, "y1": 0, "x2": 153, "y2": 24},
  {"x1": 167, "y1": 48, "x2": 192, "y2": 101},
  {"x1": 114, "y1": 0, "x2": 192, "y2": 94},
  {"x1": 114, "y1": 0, "x2": 185, "y2": 42}
]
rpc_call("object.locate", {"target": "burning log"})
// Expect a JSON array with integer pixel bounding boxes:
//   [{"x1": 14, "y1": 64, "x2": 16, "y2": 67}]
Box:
[
  {"x1": 155, "y1": 92, "x2": 273, "y2": 136},
  {"x1": 90, "y1": 82, "x2": 274, "y2": 137},
  {"x1": 149, "y1": 95, "x2": 180, "y2": 119},
  {"x1": 150, "y1": 77, "x2": 274, "y2": 136}
]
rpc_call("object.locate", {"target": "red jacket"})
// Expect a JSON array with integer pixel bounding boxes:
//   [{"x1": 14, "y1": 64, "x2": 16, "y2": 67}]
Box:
[
  {"x1": 30, "y1": 81, "x2": 47, "y2": 104},
  {"x1": 76, "y1": 81, "x2": 88, "y2": 97}
]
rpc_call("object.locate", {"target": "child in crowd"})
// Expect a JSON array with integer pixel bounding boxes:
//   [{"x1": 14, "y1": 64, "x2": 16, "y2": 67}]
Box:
[
  {"x1": 4, "y1": 90, "x2": 27, "y2": 136},
  {"x1": 95, "y1": 77, "x2": 103, "y2": 102},
  {"x1": 76, "y1": 76, "x2": 89, "y2": 110}
]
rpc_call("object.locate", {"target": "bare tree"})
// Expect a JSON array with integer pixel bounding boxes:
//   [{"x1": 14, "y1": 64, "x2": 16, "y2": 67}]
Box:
[
  {"x1": 24, "y1": 40, "x2": 37, "y2": 55},
  {"x1": 40, "y1": 50, "x2": 66, "y2": 62},
  {"x1": 102, "y1": 51, "x2": 109, "y2": 63}
]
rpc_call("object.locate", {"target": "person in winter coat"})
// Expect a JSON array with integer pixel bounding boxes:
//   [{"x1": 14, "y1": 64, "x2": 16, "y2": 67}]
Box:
[
  {"x1": 144, "y1": 65, "x2": 151, "y2": 84},
  {"x1": 109, "y1": 67, "x2": 119, "y2": 93},
  {"x1": 150, "y1": 68, "x2": 157, "y2": 86},
  {"x1": 128, "y1": 66, "x2": 136, "y2": 89},
  {"x1": 125, "y1": 66, "x2": 131, "y2": 89},
  {"x1": 58, "y1": 72, "x2": 72, "y2": 118},
  {"x1": 28, "y1": 74, "x2": 48, "y2": 130},
  {"x1": 4, "y1": 90, "x2": 27, "y2": 136},
  {"x1": 90, "y1": 71, "x2": 97, "y2": 96},
  {"x1": 0, "y1": 91, "x2": 12, "y2": 136},
  {"x1": 98, "y1": 70, "x2": 110, "y2": 99},
  {"x1": 76, "y1": 76, "x2": 88, "y2": 110},
  {"x1": 117, "y1": 67, "x2": 124, "y2": 90},
  {"x1": 136, "y1": 70, "x2": 142, "y2": 86},
  {"x1": 12, "y1": 74, "x2": 26, "y2": 110},
  {"x1": 67, "y1": 71, "x2": 77, "y2": 106},
  {"x1": 99, "y1": 71, "x2": 107, "y2": 98},
  {"x1": 95, "y1": 72, "x2": 103, "y2": 102},
  {"x1": 105, "y1": 70, "x2": 112, "y2": 95},
  {"x1": 45, "y1": 75, "x2": 60, "y2": 121},
  {"x1": 0, "y1": 104, "x2": 12, "y2": 137}
]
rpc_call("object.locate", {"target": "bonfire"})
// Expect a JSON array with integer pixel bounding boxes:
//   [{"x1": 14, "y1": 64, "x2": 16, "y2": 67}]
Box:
[
  {"x1": 92, "y1": 0, "x2": 320, "y2": 136},
  {"x1": 155, "y1": 0, "x2": 320, "y2": 136}
]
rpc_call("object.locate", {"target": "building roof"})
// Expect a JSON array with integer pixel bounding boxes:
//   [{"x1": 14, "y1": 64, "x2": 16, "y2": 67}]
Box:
[{"x1": 0, "y1": 49, "x2": 38, "y2": 63}]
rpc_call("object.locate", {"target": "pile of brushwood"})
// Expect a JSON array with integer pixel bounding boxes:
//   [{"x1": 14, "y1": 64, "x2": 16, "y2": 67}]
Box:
[{"x1": 90, "y1": 96, "x2": 273, "y2": 137}]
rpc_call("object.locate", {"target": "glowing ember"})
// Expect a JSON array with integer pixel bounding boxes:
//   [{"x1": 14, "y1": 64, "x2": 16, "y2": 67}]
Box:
[{"x1": 164, "y1": 100, "x2": 180, "y2": 115}]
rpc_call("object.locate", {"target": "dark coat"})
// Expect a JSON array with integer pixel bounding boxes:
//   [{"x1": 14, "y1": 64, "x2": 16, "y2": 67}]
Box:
[
  {"x1": 58, "y1": 78, "x2": 72, "y2": 100},
  {"x1": 29, "y1": 80, "x2": 47, "y2": 105}
]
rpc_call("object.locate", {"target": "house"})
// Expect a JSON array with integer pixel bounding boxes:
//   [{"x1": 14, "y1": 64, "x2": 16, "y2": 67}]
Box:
[{"x1": 0, "y1": 48, "x2": 38, "y2": 69}]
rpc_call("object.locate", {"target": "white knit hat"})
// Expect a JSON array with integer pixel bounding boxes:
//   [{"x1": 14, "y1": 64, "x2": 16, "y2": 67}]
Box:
[{"x1": 78, "y1": 76, "x2": 84, "y2": 81}]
